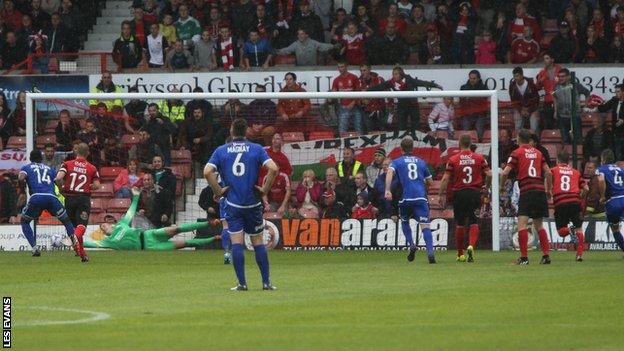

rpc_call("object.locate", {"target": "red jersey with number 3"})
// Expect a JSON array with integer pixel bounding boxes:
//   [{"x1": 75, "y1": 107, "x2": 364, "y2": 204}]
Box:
[
  {"x1": 59, "y1": 157, "x2": 100, "y2": 196},
  {"x1": 551, "y1": 163, "x2": 582, "y2": 207},
  {"x1": 507, "y1": 145, "x2": 547, "y2": 193},
  {"x1": 445, "y1": 150, "x2": 490, "y2": 191}
]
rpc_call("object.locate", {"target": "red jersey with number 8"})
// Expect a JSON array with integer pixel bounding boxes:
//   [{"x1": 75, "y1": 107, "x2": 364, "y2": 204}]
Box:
[
  {"x1": 59, "y1": 157, "x2": 100, "y2": 196},
  {"x1": 507, "y1": 145, "x2": 546, "y2": 193},
  {"x1": 551, "y1": 164, "x2": 582, "y2": 207},
  {"x1": 445, "y1": 150, "x2": 490, "y2": 191}
]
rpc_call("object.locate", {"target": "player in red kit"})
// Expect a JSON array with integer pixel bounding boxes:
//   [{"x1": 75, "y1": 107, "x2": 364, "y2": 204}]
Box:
[
  {"x1": 501, "y1": 129, "x2": 553, "y2": 265},
  {"x1": 55, "y1": 142, "x2": 101, "y2": 261},
  {"x1": 551, "y1": 151, "x2": 586, "y2": 261},
  {"x1": 439, "y1": 135, "x2": 491, "y2": 262}
]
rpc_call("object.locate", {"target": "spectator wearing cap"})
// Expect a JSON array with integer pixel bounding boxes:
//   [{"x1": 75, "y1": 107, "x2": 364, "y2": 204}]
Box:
[
  {"x1": 549, "y1": 20, "x2": 578, "y2": 64},
  {"x1": 276, "y1": 72, "x2": 312, "y2": 127},
  {"x1": 508, "y1": 25, "x2": 540, "y2": 64},
  {"x1": 507, "y1": 2, "x2": 542, "y2": 44},
  {"x1": 246, "y1": 84, "x2": 277, "y2": 145},
  {"x1": 290, "y1": 0, "x2": 325, "y2": 43},
  {"x1": 597, "y1": 84, "x2": 624, "y2": 159},
  {"x1": 166, "y1": 39, "x2": 194, "y2": 71},
  {"x1": 123, "y1": 86, "x2": 148, "y2": 133},
  {"x1": 193, "y1": 29, "x2": 217, "y2": 70},
  {"x1": 242, "y1": 29, "x2": 273, "y2": 69},
  {"x1": 428, "y1": 97, "x2": 455, "y2": 136},
  {"x1": 366, "y1": 148, "x2": 386, "y2": 188},
  {"x1": 320, "y1": 189, "x2": 348, "y2": 219},
  {"x1": 509, "y1": 66, "x2": 540, "y2": 133},
  {"x1": 112, "y1": 20, "x2": 145, "y2": 70},
  {"x1": 145, "y1": 23, "x2": 169, "y2": 68},
  {"x1": 552, "y1": 68, "x2": 590, "y2": 144},
  {"x1": 277, "y1": 28, "x2": 335, "y2": 66}
]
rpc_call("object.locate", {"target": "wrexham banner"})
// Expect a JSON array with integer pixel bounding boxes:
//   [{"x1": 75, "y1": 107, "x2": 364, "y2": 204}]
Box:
[
  {"x1": 282, "y1": 129, "x2": 491, "y2": 178},
  {"x1": 0, "y1": 149, "x2": 26, "y2": 171}
]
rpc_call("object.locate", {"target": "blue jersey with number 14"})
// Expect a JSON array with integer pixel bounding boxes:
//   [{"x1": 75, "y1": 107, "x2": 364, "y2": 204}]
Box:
[
  {"x1": 390, "y1": 154, "x2": 431, "y2": 203},
  {"x1": 596, "y1": 164, "x2": 624, "y2": 200},
  {"x1": 20, "y1": 162, "x2": 57, "y2": 195},
  {"x1": 207, "y1": 140, "x2": 271, "y2": 207}
]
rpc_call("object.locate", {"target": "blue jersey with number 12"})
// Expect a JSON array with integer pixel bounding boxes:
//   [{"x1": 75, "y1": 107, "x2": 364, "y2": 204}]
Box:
[
  {"x1": 20, "y1": 162, "x2": 57, "y2": 195},
  {"x1": 207, "y1": 140, "x2": 271, "y2": 207},
  {"x1": 596, "y1": 164, "x2": 624, "y2": 200},
  {"x1": 390, "y1": 154, "x2": 431, "y2": 203}
]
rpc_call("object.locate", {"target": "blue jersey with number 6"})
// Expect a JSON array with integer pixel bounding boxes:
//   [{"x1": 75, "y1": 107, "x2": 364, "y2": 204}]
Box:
[
  {"x1": 207, "y1": 139, "x2": 271, "y2": 207},
  {"x1": 20, "y1": 162, "x2": 57, "y2": 195},
  {"x1": 390, "y1": 154, "x2": 431, "y2": 203},
  {"x1": 596, "y1": 164, "x2": 624, "y2": 200}
]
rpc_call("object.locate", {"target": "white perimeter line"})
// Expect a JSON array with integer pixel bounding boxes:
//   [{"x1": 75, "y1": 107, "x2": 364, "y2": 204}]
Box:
[{"x1": 14, "y1": 306, "x2": 111, "y2": 327}]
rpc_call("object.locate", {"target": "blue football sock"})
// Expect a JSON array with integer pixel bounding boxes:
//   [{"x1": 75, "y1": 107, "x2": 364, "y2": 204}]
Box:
[
  {"x1": 221, "y1": 229, "x2": 231, "y2": 251},
  {"x1": 613, "y1": 231, "x2": 624, "y2": 252},
  {"x1": 423, "y1": 227, "x2": 434, "y2": 257},
  {"x1": 253, "y1": 245, "x2": 270, "y2": 285},
  {"x1": 231, "y1": 243, "x2": 246, "y2": 286},
  {"x1": 21, "y1": 221, "x2": 36, "y2": 249},
  {"x1": 401, "y1": 221, "x2": 415, "y2": 248},
  {"x1": 61, "y1": 220, "x2": 75, "y2": 239}
]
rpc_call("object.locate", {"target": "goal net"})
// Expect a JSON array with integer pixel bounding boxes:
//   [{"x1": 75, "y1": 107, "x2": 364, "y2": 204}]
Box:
[{"x1": 18, "y1": 89, "x2": 506, "y2": 252}]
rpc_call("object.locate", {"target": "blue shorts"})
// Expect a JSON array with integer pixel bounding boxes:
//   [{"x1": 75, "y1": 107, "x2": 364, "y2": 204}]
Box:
[
  {"x1": 219, "y1": 198, "x2": 227, "y2": 221},
  {"x1": 22, "y1": 193, "x2": 68, "y2": 221},
  {"x1": 225, "y1": 202, "x2": 264, "y2": 235},
  {"x1": 399, "y1": 200, "x2": 430, "y2": 223},
  {"x1": 606, "y1": 197, "x2": 624, "y2": 225}
]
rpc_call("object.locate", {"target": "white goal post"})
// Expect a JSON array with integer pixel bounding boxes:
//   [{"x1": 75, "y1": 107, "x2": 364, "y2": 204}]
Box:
[{"x1": 25, "y1": 90, "x2": 500, "y2": 250}]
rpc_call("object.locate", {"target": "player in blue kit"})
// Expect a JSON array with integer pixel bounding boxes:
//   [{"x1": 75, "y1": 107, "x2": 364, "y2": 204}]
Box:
[
  {"x1": 19, "y1": 149, "x2": 80, "y2": 259},
  {"x1": 596, "y1": 149, "x2": 624, "y2": 256},
  {"x1": 204, "y1": 118, "x2": 279, "y2": 291},
  {"x1": 385, "y1": 137, "x2": 436, "y2": 264}
]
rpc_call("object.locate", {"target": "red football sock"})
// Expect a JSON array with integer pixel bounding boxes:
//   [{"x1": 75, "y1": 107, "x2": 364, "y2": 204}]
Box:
[
  {"x1": 576, "y1": 231, "x2": 585, "y2": 257},
  {"x1": 74, "y1": 225, "x2": 86, "y2": 245},
  {"x1": 455, "y1": 226, "x2": 465, "y2": 256},
  {"x1": 557, "y1": 227, "x2": 570, "y2": 237},
  {"x1": 518, "y1": 229, "x2": 529, "y2": 257},
  {"x1": 468, "y1": 224, "x2": 479, "y2": 247},
  {"x1": 538, "y1": 229, "x2": 550, "y2": 256}
]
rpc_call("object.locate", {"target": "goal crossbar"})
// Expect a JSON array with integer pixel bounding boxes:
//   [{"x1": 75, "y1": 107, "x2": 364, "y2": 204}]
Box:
[{"x1": 25, "y1": 90, "x2": 501, "y2": 251}]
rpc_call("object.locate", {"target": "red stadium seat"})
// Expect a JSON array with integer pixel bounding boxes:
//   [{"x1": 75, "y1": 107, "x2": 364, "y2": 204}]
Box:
[
  {"x1": 90, "y1": 198, "x2": 105, "y2": 214},
  {"x1": 308, "y1": 131, "x2": 335, "y2": 141},
  {"x1": 44, "y1": 120, "x2": 58, "y2": 134},
  {"x1": 540, "y1": 129, "x2": 562, "y2": 143},
  {"x1": 6, "y1": 136, "x2": 26, "y2": 149},
  {"x1": 282, "y1": 132, "x2": 305, "y2": 143},
  {"x1": 107, "y1": 198, "x2": 131, "y2": 213},
  {"x1": 92, "y1": 183, "x2": 114, "y2": 198},
  {"x1": 36, "y1": 134, "x2": 57, "y2": 149},
  {"x1": 100, "y1": 166, "x2": 123, "y2": 181},
  {"x1": 428, "y1": 195, "x2": 442, "y2": 210},
  {"x1": 171, "y1": 149, "x2": 192, "y2": 164},
  {"x1": 121, "y1": 134, "x2": 140, "y2": 149},
  {"x1": 499, "y1": 114, "x2": 514, "y2": 129},
  {"x1": 274, "y1": 54, "x2": 296, "y2": 66}
]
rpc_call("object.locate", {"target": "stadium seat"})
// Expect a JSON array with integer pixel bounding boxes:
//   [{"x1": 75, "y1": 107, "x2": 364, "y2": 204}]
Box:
[
  {"x1": 274, "y1": 54, "x2": 296, "y2": 66},
  {"x1": 581, "y1": 112, "x2": 597, "y2": 127},
  {"x1": 44, "y1": 120, "x2": 58, "y2": 133},
  {"x1": 121, "y1": 134, "x2": 141, "y2": 149},
  {"x1": 428, "y1": 196, "x2": 442, "y2": 210},
  {"x1": 282, "y1": 132, "x2": 305, "y2": 143},
  {"x1": 89, "y1": 213, "x2": 106, "y2": 224},
  {"x1": 107, "y1": 198, "x2": 131, "y2": 213},
  {"x1": 6, "y1": 136, "x2": 26, "y2": 149},
  {"x1": 540, "y1": 129, "x2": 562, "y2": 143},
  {"x1": 92, "y1": 183, "x2": 114, "y2": 198},
  {"x1": 561, "y1": 145, "x2": 583, "y2": 159},
  {"x1": 90, "y1": 198, "x2": 105, "y2": 214},
  {"x1": 36, "y1": 134, "x2": 57, "y2": 149},
  {"x1": 499, "y1": 114, "x2": 514, "y2": 129},
  {"x1": 171, "y1": 149, "x2": 192, "y2": 164},
  {"x1": 100, "y1": 166, "x2": 123, "y2": 181},
  {"x1": 175, "y1": 178, "x2": 183, "y2": 196},
  {"x1": 308, "y1": 131, "x2": 335, "y2": 141},
  {"x1": 263, "y1": 212, "x2": 282, "y2": 220}
]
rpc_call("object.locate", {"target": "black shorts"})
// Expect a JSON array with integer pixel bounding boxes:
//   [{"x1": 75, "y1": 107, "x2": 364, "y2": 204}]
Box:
[
  {"x1": 517, "y1": 191, "x2": 549, "y2": 219},
  {"x1": 452, "y1": 188, "x2": 481, "y2": 225},
  {"x1": 554, "y1": 202, "x2": 582, "y2": 229},
  {"x1": 64, "y1": 195, "x2": 91, "y2": 226}
]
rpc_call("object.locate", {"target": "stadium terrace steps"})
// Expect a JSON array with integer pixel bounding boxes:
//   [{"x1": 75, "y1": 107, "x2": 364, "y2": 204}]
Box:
[{"x1": 80, "y1": 1, "x2": 133, "y2": 65}]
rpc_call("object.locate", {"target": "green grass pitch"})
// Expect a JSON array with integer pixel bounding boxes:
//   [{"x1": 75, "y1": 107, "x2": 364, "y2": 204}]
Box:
[{"x1": 2, "y1": 250, "x2": 624, "y2": 351}]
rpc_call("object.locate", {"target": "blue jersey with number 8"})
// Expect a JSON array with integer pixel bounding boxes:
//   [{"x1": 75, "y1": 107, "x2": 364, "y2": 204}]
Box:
[
  {"x1": 20, "y1": 162, "x2": 57, "y2": 195},
  {"x1": 597, "y1": 164, "x2": 624, "y2": 201},
  {"x1": 207, "y1": 140, "x2": 271, "y2": 207},
  {"x1": 389, "y1": 154, "x2": 431, "y2": 203}
]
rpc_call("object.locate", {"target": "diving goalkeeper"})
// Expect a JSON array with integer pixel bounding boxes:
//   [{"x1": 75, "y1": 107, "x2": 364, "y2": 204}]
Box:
[{"x1": 83, "y1": 188, "x2": 219, "y2": 250}]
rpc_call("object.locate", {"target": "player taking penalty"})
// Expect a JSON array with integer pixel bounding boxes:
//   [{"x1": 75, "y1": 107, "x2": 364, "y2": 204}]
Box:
[
  {"x1": 204, "y1": 118, "x2": 279, "y2": 291},
  {"x1": 385, "y1": 137, "x2": 436, "y2": 263},
  {"x1": 501, "y1": 129, "x2": 553, "y2": 265},
  {"x1": 438, "y1": 134, "x2": 491, "y2": 262},
  {"x1": 596, "y1": 149, "x2": 624, "y2": 257},
  {"x1": 55, "y1": 142, "x2": 100, "y2": 262},
  {"x1": 551, "y1": 151, "x2": 586, "y2": 261}
]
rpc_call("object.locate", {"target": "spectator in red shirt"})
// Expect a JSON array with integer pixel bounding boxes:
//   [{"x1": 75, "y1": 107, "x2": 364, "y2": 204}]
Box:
[
  {"x1": 378, "y1": 3, "x2": 406, "y2": 37},
  {"x1": 351, "y1": 192, "x2": 378, "y2": 219},
  {"x1": 262, "y1": 170, "x2": 291, "y2": 216},
  {"x1": 264, "y1": 133, "x2": 293, "y2": 177},
  {"x1": 336, "y1": 21, "x2": 369, "y2": 65},
  {"x1": 536, "y1": 51, "x2": 561, "y2": 129},
  {"x1": 358, "y1": 63, "x2": 386, "y2": 132},
  {"x1": 508, "y1": 2, "x2": 541, "y2": 44},
  {"x1": 508, "y1": 25, "x2": 540, "y2": 64},
  {"x1": 475, "y1": 30, "x2": 497, "y2": 64},
  {"x1": 130, "y1": 6, "x2": 152, "y2": 47},
  {"x1": 613, "y1": 6, "x2": 624, "y2": 37},
  {"x1": 509, "y1": 66, "x2": 540, "y2": 133},
  {"x1": 0, "y1": 0, "x2": 23, "y2": 31},
  {"x1": 276, "y1": 72, "x2": 312, "y2": 129},
  {"x1": 332, "y1": 61, "x2": 362, "y2": 134}
]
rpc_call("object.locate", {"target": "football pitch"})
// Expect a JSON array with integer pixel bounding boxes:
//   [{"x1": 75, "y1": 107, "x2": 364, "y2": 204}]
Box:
[{"x1": 2, "y1": 250, "x2": 623, "y2": 351}]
